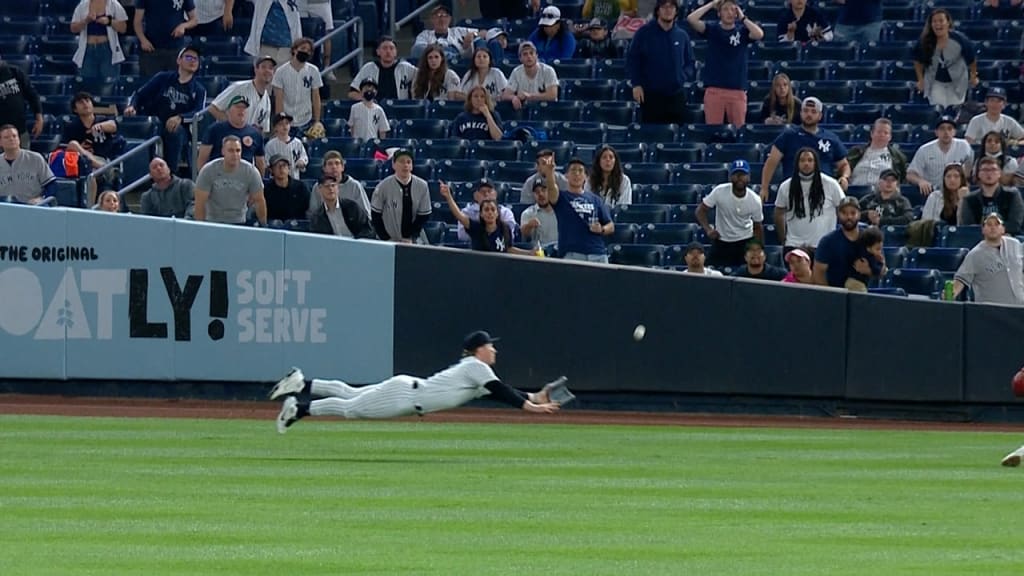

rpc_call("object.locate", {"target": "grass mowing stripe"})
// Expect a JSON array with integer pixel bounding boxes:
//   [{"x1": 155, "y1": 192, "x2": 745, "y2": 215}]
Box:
[{"x1": 1, "y1": 415, "x2": 1022, "y2": 575}]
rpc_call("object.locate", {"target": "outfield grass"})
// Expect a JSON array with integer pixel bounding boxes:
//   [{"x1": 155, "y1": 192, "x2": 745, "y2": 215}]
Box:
[{"x1": 2, "y1": 415, "x2": 1023, "y2": 575}]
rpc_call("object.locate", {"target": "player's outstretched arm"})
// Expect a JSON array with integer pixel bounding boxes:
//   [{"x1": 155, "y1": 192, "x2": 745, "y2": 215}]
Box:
[{"x1": 484, "y1": 380, "x2": 560, "y2": 413}]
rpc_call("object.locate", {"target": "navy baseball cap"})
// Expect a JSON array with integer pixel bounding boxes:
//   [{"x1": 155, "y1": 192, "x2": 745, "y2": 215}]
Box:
[
  {"x1": 463, "y1": 330, "x2": 500, "y2": 351},
  {"x1": 987, "y1": 87, "x2": 1008, "y2": 100},
  {"x1": 729, "y1": 159, "x2": 750, "y2": 175},
  {"x1": 935, "y1": 115, "x2": 957, "y2": 129},
  {"x1": 685, "y1": 241, "x2": 705, "y2": 254}
]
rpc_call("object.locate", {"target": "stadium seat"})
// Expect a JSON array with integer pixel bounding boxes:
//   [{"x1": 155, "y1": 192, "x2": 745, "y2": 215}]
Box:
[
  {"x1": 903, "y1": 247, "x2": 969, "y2": 272},
  {"x1": 434, "y1": 159, "x2": 487, "y2": 183},
  {"x1": 469, "y1": 140, "x2": 521, "y2": 161},
  {"x1": 341, "y1": 158, "x2": 382, "y2": 181},
  {"x1": 0, "y1": 35, "x2": 33, "y2": 58},
  {"x1": 777, "y1": 62, "x2": 828, "y2": 82},
  {"x1": 830, "y1": 62, "x2": 884, "y2": 83},
  {"x1": 606, "y1": 222, "x2": 640, "y2": 245},
  {"x1": 638, "y1": 222, "x2": 699, "y2": 245},
  {"x1": 320, "y1": 117, "x2": 349, "y2": 138},
  {"x1": 362, "y1": 138, "x2": 417, "y2": 159},
  {"x1": 571, "y1": 144, "x2": 598, "y2": 163},
  {"x1": 882, "y1": 224, "x2": 910, "y2": 247},
  {"x1": 799, "y1": 80, "x2": 855, "y2": 105},
  {"x1": 523, "y1": 140, "x2": 573, "y2": 164},
  {"x1": 681, "y1": 124, "x2": 737, "y2": 144},
  {"x1": 857, "y1": 81, "x2": 913, "y2": 105},
  {"x1": 740, "y1": 124, "x2": 786, "y2": 145},
  {"x1": 614, "y1": 204, "x2": 671, "y2": 224},
  {"x1": 883, "y1": 246, "x2": 908, "y2": 269},
  {"x1": 868, "y1": 287, "x2": 909, "y2": 297},
  {"x1": 528, "y1": 101, "x2": 583, "y2": 122},
  {"x1": 644, "y1": 184, "x2": 703, "y2": 205},
  {"x1": 117, "y1": 116, "x2": 159, "y2": 139},
  {"x1": 550, "y1": 58, "x2": 593, "y2": 79},
  {"x1": 802, "y1": 42, "x2": 858, "y2": 63},
  {"x1": 859, "y1": 41, "x2": 916, "y2": 63},
  {"x1": 886, "y1": 61, "x2": 919, "y2": 82},
  {"x1": 594, "y1": 59, "x2": 628, "y2": 80},
  {"x1": 36, "y1": 36, "x2": 78, "y2": 57},
  {"x1": 601, "y1": 142, "x2": 645, "y2": 163},
  {"x1": 704, "y1": 142, "x2": 764, "y2": 163},
  {"x1": 673, "y1": 163, "x2": 729, "y2": 185},
  {"x1": 426, "y1": 100, "x2": 465, "y2": 121},
  {"x1": 381, "y1": 99, "x2": 426, "y2": 121},
  {"x1": 564, "y1": 79, "x2": 617, "y2": 101},
  {"x1": 414, "y1": 138, "x2": 469, "y2": 161},
  {"x1": 31, "y1": 76, "x2": 72, "y2": 98},
  {"x1": 650, "y1": 142, "x2": 705, "y2": 164},
  {"x1": 308, "y1": 137, "x2": 362, "y2": 160},
  {"x1": 608, "y1": 244, "x2": 663, "y2": 267},
  {"x1": 977, "y1": 41, "x2": 1020, "y2": 61},
  {"x1": 392, "y1": 119, "x2": 450, "y2": 139},
  {"x1": 622, "y1": 162, "x2": 671, "y2": 185},
  {"x1": 671, "y1": 204, "x2": 702, "y2": 224},
  {"x1": 581, "y1": 101, "x2": 636, "y2": 126},
  {"x1": 751, "y1": 42, "x2": 800, "y2": 64},
  {"x1": 0, "y1": 17, "x2": 47, "y2": 36},
  {"x1": 885, "y1": 22, "x2": 924, "y2": 43},
  {"x1": 190, "y1": 36, "x2": 242, "y2": 57},
  {"x1": 828, "y1": 104, "x2": 884, "y2": 125},
  {"x1": 206, "y1": 56, "x2": 255, "y2": 78},
  {"x1": 5, "y1": 55, "x2": 36, "y2": 75},
  {"x1": 625, "y1": 123, "x2": 678, "y2": 144},
  {"x1": 886, "y1": 104, "x2": 942, "y2": 127},
  {"x1": 552, "y1": 122, "x2": 607, "y2": 144},
  {"x1": 487, "y1": 160, "x2": 535, "y2": 183},
  {"x1": 323, "y1": 99, "x2": 355, "y2": 120},
  {"x1": 884, "y1": 268, "x2": 944, "y2": 298}
]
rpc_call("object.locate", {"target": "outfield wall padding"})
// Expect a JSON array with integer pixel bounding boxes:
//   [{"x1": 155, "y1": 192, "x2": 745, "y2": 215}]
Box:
[{"x1": 962, "y1": 303, "x2": 1024, "y2": 403}]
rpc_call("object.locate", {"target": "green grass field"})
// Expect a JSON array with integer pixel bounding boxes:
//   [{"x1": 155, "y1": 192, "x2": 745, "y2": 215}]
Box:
[{"x1": 2, "y1": 415, "x2": 1023, "y2": 575}]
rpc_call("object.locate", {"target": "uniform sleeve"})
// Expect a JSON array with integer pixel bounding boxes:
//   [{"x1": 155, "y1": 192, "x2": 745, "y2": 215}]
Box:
[
  {"x1": 296, "y1": 139, "x2": 308, "y2": 167},
  {"x1": 702, "y1": 185, "x2": 720, "y2": 208},
  {"x1": 467, "y1": 360, "x2": 499, "y2": 388},
  {"x1": 507, "y1": 68, "x2": 521, "y2": 92},
  {"x1": 377, "y1": 108, "x2": 390, "y2": 133},
  {"x1": 370, "y1": 183, "x2": 384, "y2": 212},
  {"x1": 37, "y1": 154, "x2": 56, "y2": 187},
  {"x1": 310, "y1": 65, "x2": 324, "y2": 90},
  {"x1": 954, "y1": 251, "x2": 978, "y2": 285},
  {"x1": 907, "y1": 147, "x2": 925, "y2": 176},
  {"x1": 964, "y1": 116, "x2": 982, "y2": 141},
  {"x1": 618, "y1": 174, "x2": 632, "y2": 206},
  {"x1": 493, "y1": 70, "x2": 508, "y2": 94},
  {"x1": 271, "y1": 68, "x2": 285, "y2": 89},
  {"x1": 417, "y1": 183, "x2": 432, "y2": 215},
  {"x1": 1009, "y1": 118, "x2": 1024, "y2": 140},
  {"x1": 445, "y1": 70, "x2": 460, "y2": 95},
  {"x1": 545, "y1": 65, "x2": 560, "y2": 87},
  {"x1": 520, "y1": 205, "x2": 535, "y2": 227},
  {"x1": 112, "y1": 1, "x2": 128, "y2": 20},
  {"x1": 211, "y1": 83, "x2": 236, "y2": 111}
]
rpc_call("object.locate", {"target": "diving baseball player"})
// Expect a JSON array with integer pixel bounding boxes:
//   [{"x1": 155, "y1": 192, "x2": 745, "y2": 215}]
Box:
[{"x1": 271, "y1": 331, "x2": 573, "y2": 432}]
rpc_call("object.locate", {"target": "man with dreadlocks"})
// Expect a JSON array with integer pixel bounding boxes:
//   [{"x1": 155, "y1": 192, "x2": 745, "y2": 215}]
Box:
[{"x1": 772, "y1": 147, "x2": 846, "y2": 260}]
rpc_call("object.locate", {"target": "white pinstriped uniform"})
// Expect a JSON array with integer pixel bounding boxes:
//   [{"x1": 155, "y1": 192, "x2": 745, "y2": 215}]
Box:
[
  {"x1": 907, "y1": 138, "x2": 974, "y2": 189},
  {"x1": 308, "y1": 357, "x2": 498, "y2": 419}
]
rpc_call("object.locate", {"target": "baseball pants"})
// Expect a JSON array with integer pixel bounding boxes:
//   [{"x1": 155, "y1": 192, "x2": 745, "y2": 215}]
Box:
[{"x1": 309, "y1": 376, "x2": 419, "y2": 419}]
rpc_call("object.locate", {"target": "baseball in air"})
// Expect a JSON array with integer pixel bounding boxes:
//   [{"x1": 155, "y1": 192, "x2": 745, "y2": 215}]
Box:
[
  {"x1": 633, "y1": 325, "x2": 646, "y2": 341},
  {"x1": 1013, "y1": 368, "x2": 1024, "y2": 397}
]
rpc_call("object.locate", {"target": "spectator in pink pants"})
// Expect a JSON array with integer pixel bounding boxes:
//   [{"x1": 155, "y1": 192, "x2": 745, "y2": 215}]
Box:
[{"x1": 686, "y1": 0, "x2": 765, "y2": 127}]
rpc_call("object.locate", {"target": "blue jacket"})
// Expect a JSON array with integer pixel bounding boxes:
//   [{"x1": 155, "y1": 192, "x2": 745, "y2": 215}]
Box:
[
  {"x1": 129, "y1": 71, "x2": 207, "y2": 122},
  {"x1": 527, "y1": 28, "x2": 577, "y2": 62},
  {"x1": 626, "y1": 19, "x2": 695, "y2": 96}
]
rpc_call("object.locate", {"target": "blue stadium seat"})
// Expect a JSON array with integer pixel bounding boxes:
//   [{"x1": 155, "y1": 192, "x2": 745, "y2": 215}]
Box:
[
  {"x1": 487, "y1": 160, "x2": 536, "y2": 183},
  {"x1": 594, "y1": 59, "x2": 628, "y2": 80},
  {"x1": 571, "y1": 144, "x2": 598, "y2": 163},
  {"x1": 859, "y1": 41, "x2": 916, "y2": 63},
  {"x1": 563, "y1": 79, "x2": 616, "y2": 101},
  {"x1": 196, "y1": 75, "x2": 230, "y2": 100},
  {"x1": 777, "y1": 62, "x2": 828, "y2": 82},
  {"x1": 31, "y1": 76, "x2": 72, "y2": 97},
  {"x1": 320, "y1": 118, "x2": 349, "y2": 138},
  {"x1": 903, "y1": 247, "x2": 968, "y2": 272},
  {"x1": 959, "y1": 21, "x2": 1014, "y2": 41},
  {"x1": 751, "y1": 42, "x2": 800, "y2": 64},
  {"x1": 819, "y1": 123, "x2": 854, "y2": 141},
  {"x1": 881, "y1": 3, "x2": 919, "y2": 20},
  {"x1": 308, "y1": 137, "x2": 362, "y2": 160},
  {"x1": 392, "y1": 119, "x2": 450, "y2": 139},
  {"x1": 799, "y1": 81, "x2": 855, "y2": 105},
  {"x1": 649, "y1": 142, "x2": 705, "y2": 164},
  {"x1": 869, "y1": 287, "x2": 909, "y2": 297},
  {"x1": 552, "y1": 58, "x2": 593, "y2": 79},
  {"x1": 673, "y1": 163, "x2": 729, "y2": 185},
  {"x1": 885, "y1": 104, "x2": 941, "y2": 127},
  {"x1": 882, "y1": 224, "x2": 910, "y2": 246},
  {"x1": 36, "y1": 36, "x2": 78, "y2": 57},
  {"x1": 622, "y1": 162, "x2": 671, "y2": 185},
  {"x1": 829, "y1": 104, "x2": 884, "y2": 125},
  {"x1": 1, "y1": 17, "x2": 46, "y2": 36},
  {"x1": 5, "y1": 56, "x2": 36, "y2": 75},
  {"x1": 886, "y1": 61, "x2": 919, "y2": 82},
  {"x1": 409, "y1": 138, "x2": 466, "y2": 162},
  {"x1": 434, "y1": 159, "x2": 487, "y2": 183},
  {"x1": 802, "y1": 42, "x2": 858, "y2": 64},
  {"x1": 341, "y1": 158, "x2": 382, "y2": 181},
  {"x1": 0, "y1": 35, "x2": 33, "y2": 58},
  {"x1": 29, "y1": 135, "x2": 61, "y2": 156},
  {"x1": 920, "y1": 2, "x2": 970, "y2": 22},
  {"x1": 625, "y1": 123, "x2": 678, "y2": 144},
  {"x1": 117, "y1": 116, "x2": 159, "y2": 139},
  {"x1": 608, "y1": 244, "x2": 663, "y2": 267},
  {"x1": 681, "y1": 124, "x2": 737, "y2": 144},
  {"x1": 883, "y1": 246, "x2": 908, "y2": 269},
  {"x1": 206, "y1": 56, "x2": 256, "y2": 78},
  {"x1": 471, "y1": 140, "x2": 523, "y2": 161},
  {"x1": 552, "y1": 122, "x2": 606, "y2": 144},
  {"x1": 614, "y1": 204, "x2": 671, "y2": 224},
  {"x1": 323, "y1": 99, "x2": 355, "y2": 120},
  {"x1": 581, "y1": 101, "x2": 636, "y2": 126},
  {"x1": 662, "y1": 244, "x2": 690, "y2": 266},
  {"x1": 977, "y1": 42, "x2": 1020, "y2": 61},
  {"x1": 740, "y1": 124, "x2": 786, "y2": 145},
  {"x1": 427, "y1": 100, "x2": 465, "y2": 121},
  {"x1": 704, "y1": 142, "x2": 764, "y2": 163},
  {"x1": 644, "y1": 184, "x2": 703, "y2": 205},
  {"x1": 884, "y1": 22, "x2": 924, "y2": 43},
  {"x1": 523, "y1": 140, "x2": 573, "y2": 164},
  {"x1": 670, "y1": 204, "x2": 702, "y2": 223},
  {"x1": 606, "y1": 222, "x2": 640, "y2": 245},
  {"x1": 884, "y1": 268, "x2": 944, "y2": 297},
  {"x1": 528, "y1": 101, "x2": 582, "y2": 122},
  {"x1": 857, "y1": 81, "x2": 913, "y2": 105},
  {"x1": 638, "y1": 222, "x2": 699, "y2": 245},
  {"x1": 939, "y1": 225, "x2": 983, "y2": 248},
  {"x1": 381, "y1": 99, "x2": 426, "y2": 121},
  {"x1": 190, "y1": 36, "x2": 242, "y2": 57},
  {"x1": 602, "y1": 142, "x2": 645, "y2": 163}
]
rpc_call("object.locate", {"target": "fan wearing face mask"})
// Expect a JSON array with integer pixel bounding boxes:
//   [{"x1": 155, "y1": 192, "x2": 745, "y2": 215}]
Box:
[
  {"x1": 272, "y1": 37, "x2": 324, "y2": 138},
  {"x1": 349, "y1": 79, "x2": 390, "y2": 141}
]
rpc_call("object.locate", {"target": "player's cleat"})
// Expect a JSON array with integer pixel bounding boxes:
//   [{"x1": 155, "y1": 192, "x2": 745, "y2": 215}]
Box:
[
  {"x1": 1001, "y1": 446, "x2": 1024, "y2": 467},
  {"x1": 269, "y1": 367, "x2": 305, "y2": 400},
  {"x1": 276, "y1": 396, "x2": 299, "y2": 434}
]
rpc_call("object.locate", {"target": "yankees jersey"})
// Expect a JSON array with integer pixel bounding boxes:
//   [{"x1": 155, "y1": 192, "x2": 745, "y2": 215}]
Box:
[
  {"x1": 507, "y1": 63, "x2": 559, "y2": 96},
  {"x1": 370, "y1": 174, "x2": 432, "y2": 241},
  {"x1": 350, "y1": 61, "x2": 417, "y2": 100},
  {"x1": 195, "y1": 158, "x2": 264, "y2": 224},
  {"x1": 412, "y1": 26, "x2": 475, "y2": 59},
  {"x1": 772, "y1": 125, "x2": 848, "y2": 178},
  {"x1": 271, "y1": 62, "x2": 324, "y2": 126},
  {"x1": 264, "y1": 136, "x2": 308, "y2": 179},
  {"x1": 414, "y1": 356, "x2": 498, "y2": 414},
  {"x1": 460, "y1": 68, "x2": 508, "y2": 101},
  {"x1": 965, "y1": 113, "x2": 1024, "y2": 143},
  {"x1": 348, "y1": 102, "x2": 390, "y2": 140},
  {"x1": 0, "y1": 150, "x2": 56, "y2": 203},
  {"x1": 908, "y1": 138, "x2": 974, "y2": 188},
  {"x1": 213, "y1": 80, "x2": 273, "y2": 133},
  {"x1": 415, "y1": 69, "x2": 461, "y2": 100}
]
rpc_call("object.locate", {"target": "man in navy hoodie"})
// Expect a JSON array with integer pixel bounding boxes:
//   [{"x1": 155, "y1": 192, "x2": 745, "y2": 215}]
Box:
[
  {"x1": 124, "y1": 45, "x2": 207, "y2": 172},
  {"x1": 626, "y1": 0, "x2": 696, "y2": 125}
]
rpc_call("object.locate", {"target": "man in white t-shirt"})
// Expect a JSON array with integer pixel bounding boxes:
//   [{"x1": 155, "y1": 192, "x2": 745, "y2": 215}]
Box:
[
  {"x1": 773, "y1": 146, "x2": 846, "y2": 253},
  {"x1": 270, "y1": 330, "x2": 563, "y2": 433},
  {"x1": 696, "y1": 159, "x2": 764, "y2": 268},
  {"x1": 209, "y1": 55, "x2": 276, "y2": 133},
  {"x1": 272, "y1": 38, "x2": 324, "y2": 133},
  {"x1": 502, "y1": 42, "x2": 560, "y2": 111},
  {"x1": 681, "y1": 242, "x2": 724, "y2": 276},
  {"x1": 906, "y1": 115, "x2": 975, "y2": 195},
  {"x1": 965, "y1": 87, "x2": 1024, "y2": 145},
  {"x1": 411, "y1": 4, "x2": 478, "y2": 62},
  {"x1": 520, "y1": 180, "x2": 559, "y2": 248}
]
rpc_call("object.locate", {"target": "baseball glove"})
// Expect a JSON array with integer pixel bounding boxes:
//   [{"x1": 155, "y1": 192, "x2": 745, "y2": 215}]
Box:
[
  {"x1": 541, "y1": 376, "x2": 575, "y2": 406},
  {"x1": 304, "y1": 121, "x2": 326, "y2": 139}
]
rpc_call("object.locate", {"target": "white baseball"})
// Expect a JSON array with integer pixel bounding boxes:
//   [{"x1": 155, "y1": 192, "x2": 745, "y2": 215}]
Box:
[{"x1": 633, "y1": 324, "x2": 646, "y2": 341}]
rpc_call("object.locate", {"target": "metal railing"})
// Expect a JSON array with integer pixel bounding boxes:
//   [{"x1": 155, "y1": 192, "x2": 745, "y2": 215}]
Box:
[
  {"x1": 390, "y1": 0, "x2": 442, "y2": 34},
  {"x1": 89, "y1": 134, "x2": 161, "y2": 206},
  {"x1": 317, "y1": 16, "x2": 365, "y2": 76}
]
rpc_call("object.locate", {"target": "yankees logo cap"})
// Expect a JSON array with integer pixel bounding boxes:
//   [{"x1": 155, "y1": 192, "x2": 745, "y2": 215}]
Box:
[{"x1": 463, "y1": 330, "x2": 500, "y2": 352}]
